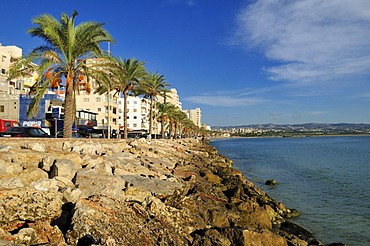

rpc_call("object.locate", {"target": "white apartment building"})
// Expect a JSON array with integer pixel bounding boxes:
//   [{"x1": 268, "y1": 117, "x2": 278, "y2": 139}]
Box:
[
  {"x1": 183, "y1": 108, "x2": 202, "y2": 127},
  {"x1": 118, "y1": 96, "x2": 150, "y2": 132},
  {"x1": 157, "y1": 88, "x2": 182, "y2": 109},
  {"x1": 0, "y1": 43, "x2": 36, "y2": 95},
  {"x1": 0, "y1": 43, "x2": 38, "y2": 122}
]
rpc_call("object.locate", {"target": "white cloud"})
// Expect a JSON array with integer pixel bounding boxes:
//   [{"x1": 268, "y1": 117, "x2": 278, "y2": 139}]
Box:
[
  {"x1": 184, "y1": 95, "x2": 268, "y2": 107},
  {"x1": 233, "y1": 0, "x2": 370, "y2": 84}
]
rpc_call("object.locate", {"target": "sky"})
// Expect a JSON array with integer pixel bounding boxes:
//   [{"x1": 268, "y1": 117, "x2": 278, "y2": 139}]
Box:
[{"x1": 1, "y1": 0, "x2": 370, "y2": 127}]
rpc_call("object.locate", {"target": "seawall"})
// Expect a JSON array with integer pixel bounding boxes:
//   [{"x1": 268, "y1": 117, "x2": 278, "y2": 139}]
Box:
[{"x1": 0, "y1": 138, "x2": 340, "y2": 246}]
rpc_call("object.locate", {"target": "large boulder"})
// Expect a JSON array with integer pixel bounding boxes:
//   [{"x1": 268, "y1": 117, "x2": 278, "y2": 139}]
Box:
[
  {"x1": 49, "y1": 159, "x2": 79, "y2": 181},
  {"x1": 119, "y1": 175, "x2": 184, "y2": 197},
  {"x1": 73, "y1": 169, "x2": 126, "y2": 199},
  {"x1": 0, "y1": 187, "x2": 63, "y2": 231},
  {"x1": 192, "y1": 227, "x2": 288, "y2": 246}
]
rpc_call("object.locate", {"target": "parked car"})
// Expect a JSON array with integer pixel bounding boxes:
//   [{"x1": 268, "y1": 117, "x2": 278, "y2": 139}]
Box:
[
  {"x1": 0, "y1": 119, "x2": 20, "y2": 132},
  {"x1": 56, "y1": 132, "x2": 84, "y2": 138},
  {"x1": 0, "y1": 127, "x2": 53, "y2": 138}
]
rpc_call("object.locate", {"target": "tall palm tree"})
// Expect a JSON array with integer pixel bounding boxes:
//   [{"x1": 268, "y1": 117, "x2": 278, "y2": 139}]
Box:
[
  {"x1": 135, "y1": 71, "x2": 171, "y2": 137},
  {"x1": 95, "y1": 57, "x2": 147, "y2": 139},
  {"x1": 8, "y1": 11, "x2": 115, "y2": 138},
  {"x1": 155, "y1": 102, "x2": 176, "y2": 138}
]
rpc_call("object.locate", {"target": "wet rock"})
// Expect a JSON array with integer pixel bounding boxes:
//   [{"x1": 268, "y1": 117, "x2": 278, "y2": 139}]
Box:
[{"x1": 265, "y1": 179, "x2": 278, "y2": 185}]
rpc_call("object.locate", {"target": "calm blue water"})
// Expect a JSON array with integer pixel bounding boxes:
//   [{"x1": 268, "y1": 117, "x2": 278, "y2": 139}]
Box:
[{"x1": 210, "y1": 136, "x2": 370, "y2": 246}]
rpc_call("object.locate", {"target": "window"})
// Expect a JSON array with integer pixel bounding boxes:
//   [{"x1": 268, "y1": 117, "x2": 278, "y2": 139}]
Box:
[
  {"x1": 98, "y1": 108, "x2": 101, "y2": 112},
  {"x1": 1, "y1": 56, "x2": 6, "y2": 62},
  {"x1": 84, "y1": 98, "x2": 90, "y2": 102},
  {"x1": 96, "y1": 97, "x2": 101, "y2": 102},
  {"x1": 133, "y1": 109, "x2": 137, "y2": 112},
  {"x1": 134, "y1": 101, "x2": 137, "y2": 104},
  {"x1": 0, "y1": 106, "x2": 4, "y2": 112},
  {"x1": 133, "y1": 116, "x2": 137, "y2": 119},
  {"x1": 1, "y1": 69, "x2": 5, "y2": 74},
  {"x1": 133, "y1": 123, "x2": 137, "y2": 127}
]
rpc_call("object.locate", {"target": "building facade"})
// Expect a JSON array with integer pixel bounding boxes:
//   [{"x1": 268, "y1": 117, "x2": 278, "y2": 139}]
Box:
[
  {"x1": 118, "y1": 96, "x2": 150, "y2": 133},
  {"x1": 182, "y1": 108, "x2": 202, "y2": 127},
  {"x1": 75, "y1": 91, "x2": 119, "y2": 133},
  {"x1": 157, "y1": 88, "x2": 182, "y2": 109}
]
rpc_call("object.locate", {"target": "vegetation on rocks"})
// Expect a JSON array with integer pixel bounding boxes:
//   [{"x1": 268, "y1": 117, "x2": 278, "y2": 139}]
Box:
[{"x1": 0, "y1": 138, "x2": 330, "y2": 246}]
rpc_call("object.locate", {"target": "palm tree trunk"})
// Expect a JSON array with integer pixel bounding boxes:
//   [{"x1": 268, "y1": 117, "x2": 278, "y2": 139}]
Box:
[
  {"x1": 63, "y1": 74, "x2": 73, "y2": 138},
  {"x1": 161, "y1": 121, "x2": 165, "y2": 139},
  {"x1": 123, "y1": 90, "x2": 128, "y2": 139},
  {"x1": 149, "y1": 95, "x2": 154, "y2": 137}
]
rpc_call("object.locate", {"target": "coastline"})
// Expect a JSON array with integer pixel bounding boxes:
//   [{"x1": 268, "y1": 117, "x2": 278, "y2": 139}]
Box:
[{"x1": 0, "y1": 138, "x2": 342, "y2": 245}]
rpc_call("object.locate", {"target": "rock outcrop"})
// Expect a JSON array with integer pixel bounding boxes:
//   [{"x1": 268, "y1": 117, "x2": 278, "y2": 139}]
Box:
[{"x1": 0, "y1": 138, "x2": 329, "y2": 246}]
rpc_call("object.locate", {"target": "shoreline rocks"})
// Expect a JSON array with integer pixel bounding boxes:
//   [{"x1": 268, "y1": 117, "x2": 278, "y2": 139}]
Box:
[{"x1": 0, "y1": 138, "x2": 336, "y2": 245}]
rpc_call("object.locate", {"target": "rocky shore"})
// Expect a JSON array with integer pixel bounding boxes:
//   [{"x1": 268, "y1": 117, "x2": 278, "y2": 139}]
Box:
[{"x1": 0, "y1": 138, "x2": 343, "y2": 246}]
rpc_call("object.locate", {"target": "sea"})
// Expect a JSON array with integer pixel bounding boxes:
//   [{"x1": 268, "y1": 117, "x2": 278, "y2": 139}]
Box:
[{"x1": 209, "y1": 135, "x2": 370, "y2": 246}]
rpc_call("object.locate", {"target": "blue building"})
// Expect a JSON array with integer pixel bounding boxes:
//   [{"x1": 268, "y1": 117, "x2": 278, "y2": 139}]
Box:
[{"x1": 19, "y1": 94, "x2": 64, "y2": 128}]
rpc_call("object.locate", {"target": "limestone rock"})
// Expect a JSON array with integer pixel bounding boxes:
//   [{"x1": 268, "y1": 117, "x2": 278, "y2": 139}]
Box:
[
  {"x1": 74, "y1": 169, "x2": 126, "y2": 199},
  {"x1": 30, "y1": 179, "x2": 58, "y2": 192},
  {"x1": 120, "y1": 175, "x2": 184, "y2": 196},
  {"x1": 29, "y1": 222, "x2": 65, "y2": 245},
  {"x1": 61, "y1": 187, "x2": 85, "y2": 203},
  {"x1": 0, "y1": 178, "x2": 24, "y2": 189},
  {"x1": 53, "y1": 176, "x2": 75, "y2": 189},
  {"x1": 39, "y1": 155, "x2": 56, "y2": 172},
  {"x1": 20, "y1": 143, "x2": 46, "y2": 152},
  {"x1": 0, "y1": 187, "x2": 62, "y2": 230},
  {"x1": 49, "y1": 159, "x2": 78, "y2": 180},
  {"x1": 17, "y1": 168, "x2": 48, "y2": 186},
  {"x1": 12, "y1": 228, "x2": 38, "y2": 246}
]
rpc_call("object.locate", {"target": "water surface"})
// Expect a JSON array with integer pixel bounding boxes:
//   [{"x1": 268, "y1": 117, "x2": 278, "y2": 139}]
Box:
[{"x1": 210, "y1": 136, "x2": 370, "y2": 246}]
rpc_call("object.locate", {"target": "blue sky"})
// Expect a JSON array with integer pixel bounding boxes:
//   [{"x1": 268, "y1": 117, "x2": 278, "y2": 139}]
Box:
[{"x1": 1, "y1": 0, "x2": 370, "y2": 126}]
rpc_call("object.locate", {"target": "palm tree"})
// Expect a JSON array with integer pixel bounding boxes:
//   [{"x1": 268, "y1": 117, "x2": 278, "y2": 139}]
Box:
[
  {"x1": 181, "y1": 118, "x2": 197, "y2": 138},
  {"x1": 155, "y1": 102, "x2": 176, "y2": 138},
  {"x1": 8, "y1": 11, "x2": 115, "y2": 138},
  {"x1": 95, "y1": 57, "x2": 146, "y2": 139},
  {"x1": 135, "y1": 71, "x2": 171, "y2": 137},
  {"x1": 170, "y1": 109, "x2": 188, "y2": 138}
]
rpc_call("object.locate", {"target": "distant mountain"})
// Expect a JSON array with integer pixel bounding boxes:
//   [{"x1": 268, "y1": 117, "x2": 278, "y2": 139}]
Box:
[{"x1": 212, "y1": 123, "x2": 370, "y2": 130}]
